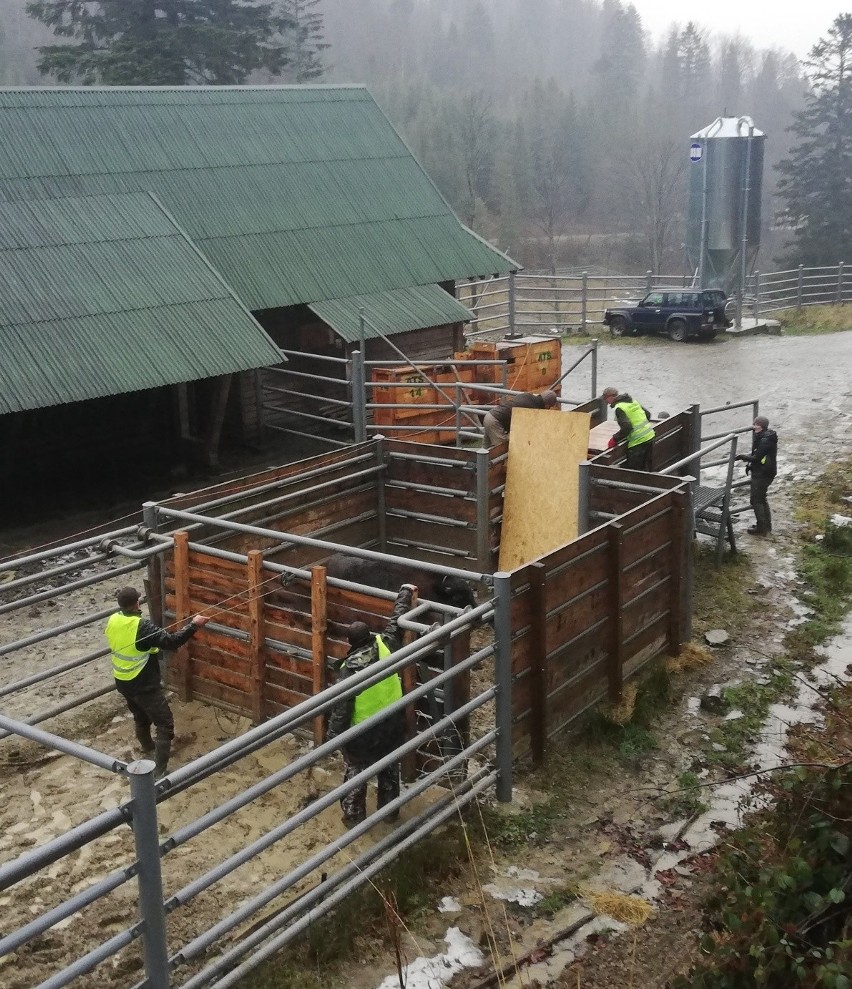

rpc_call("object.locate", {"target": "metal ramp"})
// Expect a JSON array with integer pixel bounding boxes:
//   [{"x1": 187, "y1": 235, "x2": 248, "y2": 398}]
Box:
[
  {"x1": 694, "y1": 482, "x2": 737, "y2": 565},
  {"x1": 661, "y1": 430, "x2": 740, "y2": 566}
]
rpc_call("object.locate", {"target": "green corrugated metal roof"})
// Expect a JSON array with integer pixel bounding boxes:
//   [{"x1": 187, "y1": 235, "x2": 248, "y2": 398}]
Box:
[
  {"x1": 0, "y1": 87, "x2": 517, "y2": 312},
  {"x1": 0, "y1": 191, "x2": 283, "y2": 414},
  {"x1": 310, "y1": 284, "x2": 472, "y2": 343}
]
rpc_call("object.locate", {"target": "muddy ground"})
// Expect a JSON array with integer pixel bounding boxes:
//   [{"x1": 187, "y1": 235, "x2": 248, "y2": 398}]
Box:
[{"x1": 1, "y1": 329, "x2": 851, "y2": 988}]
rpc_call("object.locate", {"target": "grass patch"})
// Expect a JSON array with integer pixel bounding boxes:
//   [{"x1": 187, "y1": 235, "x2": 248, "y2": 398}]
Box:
[
  {"x1": 238, "y1": 823, "x2": 472, "y2": 988},
  {"x1": 692, "y1": 543, "x2": 759, "y2": 642},
  {"x1": 662, "y1": 770, "x2": 709, "y2": 818},
  {"x1": 793, "y1": 457, "x2": 852, "y2": 536},
  {"x1": 533, "y1": 886, "x2": 580, "y2": 918},
  {"x1": 481, "y1": 799, "x2": 564, "y2": 848},
  {"x1": 706, "y1": 661, "x2": 796, "y2": 768},
  {"x1": 776, "y1": 302, "x2": 852, "y2": 335}
]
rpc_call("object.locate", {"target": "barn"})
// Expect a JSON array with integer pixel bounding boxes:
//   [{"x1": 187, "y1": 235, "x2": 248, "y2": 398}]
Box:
[{"x1": 0, "y1": 86, "x2": 516, "y2": 515}]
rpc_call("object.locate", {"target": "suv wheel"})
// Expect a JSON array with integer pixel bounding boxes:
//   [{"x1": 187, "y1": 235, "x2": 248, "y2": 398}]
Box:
[
  {"x1": 668, "y1": 318, "x2": 687, "y2": 343},
  {"x1": 609, "y1": 315, "x2": 629, "y2": 338}
]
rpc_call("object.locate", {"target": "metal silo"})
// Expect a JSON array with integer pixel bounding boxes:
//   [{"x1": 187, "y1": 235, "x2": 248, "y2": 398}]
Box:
[{"x1": 686, "y1": 116, "x2": 765, "y2": 295}]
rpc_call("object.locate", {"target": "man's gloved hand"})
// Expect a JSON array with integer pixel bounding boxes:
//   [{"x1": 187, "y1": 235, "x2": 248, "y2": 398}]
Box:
[
  {"x1": 735, "y1": 455, "x2": 747, "y2": 463},
  {"x1": 607, "y1": 436, "x2": 617, "y2": 449}
]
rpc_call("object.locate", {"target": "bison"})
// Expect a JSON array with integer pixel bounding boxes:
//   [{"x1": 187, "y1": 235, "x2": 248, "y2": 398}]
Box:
[{"x1": 322, "y1": 553, "x2": 478, "y2": 611}]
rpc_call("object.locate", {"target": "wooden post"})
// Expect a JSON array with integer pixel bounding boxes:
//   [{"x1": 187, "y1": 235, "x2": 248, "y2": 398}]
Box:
[
  {"x1": 400, "y1": 588, "x2": 419, "y2": 783},
  {"x1": 529, "y1": 562, "x2": 548, "y2": 765},
  {"x1": 668, "y1": 493, "x2": 684, "y2": 654},
  {"x1": 310, "y1": 566, "x2": 328, "y2": 746},
  {"x1": 172, "y1": 530, "x2": 193, "y2": 702},
  {"x1": 607, "y1": 523, "x2": 624, "y2": 703},
  {"x1": 203, "y1": 373, "x2": 233, "y2": 468},
  {"x1": 247, "y1": 551, "x2": 266, "y2": 724}
]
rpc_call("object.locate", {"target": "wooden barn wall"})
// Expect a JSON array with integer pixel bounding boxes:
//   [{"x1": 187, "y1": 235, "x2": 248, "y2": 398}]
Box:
[
  {"x1": 160, "y1": 533, "x2": 473, "y2": 777},
  {"x1": 0, "y1": 386, "x2": 177, "y2": 523},
  {"x1": 360, "y1": 323, "x2": 464, "y2": 364},
  {"x1": 507, "y1": 484, "x2": 691, "y2": 762}
]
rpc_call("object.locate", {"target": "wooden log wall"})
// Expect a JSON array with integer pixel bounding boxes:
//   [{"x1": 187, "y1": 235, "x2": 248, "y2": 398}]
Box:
[{"x1": 507, "y1": 484, "x2": 690, "y2": 761}]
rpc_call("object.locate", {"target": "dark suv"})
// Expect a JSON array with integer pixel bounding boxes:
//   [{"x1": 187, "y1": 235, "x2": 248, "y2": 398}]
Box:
[{"x1": 603, "y1": 288, "x2": 731, "y2": 342}]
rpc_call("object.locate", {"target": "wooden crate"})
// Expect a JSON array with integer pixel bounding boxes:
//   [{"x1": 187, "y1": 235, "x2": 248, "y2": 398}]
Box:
[
  {"x1": 455, "y1": 336, "x2": 561, "y2": 403},
  {"x1": 371, "y1": 363, "x2": 477, "y2": 444}
]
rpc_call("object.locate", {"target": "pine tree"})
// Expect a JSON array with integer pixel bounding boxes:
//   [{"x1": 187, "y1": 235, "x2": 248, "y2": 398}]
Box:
[
  {"x1": 776, "y1": 14, "x2": 852, "y2": 266},
  {"x1": 25, "y1": 0, "x2": 291, "y2": 85},
  {"x1": 279, "y1": 0, "x2": 329, "y2": 82}
]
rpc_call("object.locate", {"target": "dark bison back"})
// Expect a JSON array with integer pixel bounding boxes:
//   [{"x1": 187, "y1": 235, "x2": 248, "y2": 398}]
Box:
[{"x1": 323, "y1": 553, "x2": 477, "y2": 609}]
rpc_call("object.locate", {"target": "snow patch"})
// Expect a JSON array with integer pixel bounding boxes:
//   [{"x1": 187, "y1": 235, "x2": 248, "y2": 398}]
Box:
[{"x1": 375, "y1": 927, "x2": 483, "y2": 989}]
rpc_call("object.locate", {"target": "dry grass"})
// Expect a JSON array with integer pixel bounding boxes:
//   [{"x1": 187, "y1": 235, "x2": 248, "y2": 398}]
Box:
[
  {"x1": 580, "y1": 889, "x2": 656, "y2": 925},
  {"x1": 776, "y1": 303, "x2": 852, "y2": 335},
  {"x1": 599, "y1": 681, "x2": 639, "y2": 726},
  {"x1": 665, "y1": 642, "x2": 714, "y2": 674}
]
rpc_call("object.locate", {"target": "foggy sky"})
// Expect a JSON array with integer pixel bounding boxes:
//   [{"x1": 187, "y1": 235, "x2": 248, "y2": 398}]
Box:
[{"x1": 632, "y1": 0, "x2": 845, "y2": 58}]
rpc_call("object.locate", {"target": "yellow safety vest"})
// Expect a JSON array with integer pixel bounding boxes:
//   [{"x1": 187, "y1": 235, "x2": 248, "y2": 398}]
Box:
[
  {"x1": 614, "y1": 401, "x2": 655, "y2": 448},
  {"x1": 351, "y1": 635, "x2": 402, "y2": 725},
  {"x1": 105, "y1": 612, "x2": 158, "y2": 682}
]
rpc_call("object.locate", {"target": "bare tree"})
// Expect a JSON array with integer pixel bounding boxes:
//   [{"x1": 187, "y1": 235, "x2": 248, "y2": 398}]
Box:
[
  {"x1": 452, "y1": 89, "x2": 497, "y2": 229},
  {"x1": 622, "y1": 135, "x2": 687, "y2": 273}
]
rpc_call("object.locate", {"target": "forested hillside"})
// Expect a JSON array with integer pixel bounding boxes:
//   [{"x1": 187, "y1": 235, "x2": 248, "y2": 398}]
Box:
[
  {"x1": 321, "y1": 0, "x2": 805, "y2": 271},
  {"x1": 0, "y1": 0, "x2": 807, "y2": 271}
]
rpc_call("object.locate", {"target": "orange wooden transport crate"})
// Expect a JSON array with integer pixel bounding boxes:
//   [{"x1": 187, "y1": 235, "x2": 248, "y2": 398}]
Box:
[
  {"x1": 455, "y1": 336, "x2": 561, "y2": 404},
  {"x1": 371, "y1": 363, "x2": 478, "y2": 444}
]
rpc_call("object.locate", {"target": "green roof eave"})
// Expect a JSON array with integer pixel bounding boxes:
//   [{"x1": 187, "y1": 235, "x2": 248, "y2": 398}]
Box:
[
  {"x1": 0, "y1": 191, "x2": 283, "y2": 414},
  {"x1": 309, "y1": 284, "x2": 473, "y2": 343}
]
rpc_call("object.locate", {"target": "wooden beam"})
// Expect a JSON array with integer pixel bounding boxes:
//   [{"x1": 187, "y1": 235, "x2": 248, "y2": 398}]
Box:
[
  {"x1": 607, "y1": 522, "x2": 625, "y2": 703},
  {"x1": 311, "y1": 565, "x2": 328, "y2": 746},
  {"x1": 247, "y1": 550, "x2": 266, "y2": 724},
  {"x1": 528, "y1": 562, "x2": 548, "y2": 765},
  {"x1": 203, "y1": 373, "x2": 233, "y2": 468},
  {"x1": 172, "y1": 530, "x2": 193, "y2": 701}
]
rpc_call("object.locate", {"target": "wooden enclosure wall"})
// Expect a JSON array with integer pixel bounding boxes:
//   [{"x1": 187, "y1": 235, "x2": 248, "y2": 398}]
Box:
[
  {"x1": 590, "y1": 408, "x2": 696, "y2": 473},
  {"x1": 162, "y1": 443, "x2": 383, "y2": 570},
  {"x1": 161, "y1": 532, "x2": 472, "y2": 773},
  {"x1": 159, "y1": 439, "x2": 501, "y2": 574},
  {"x1": 383, "y1": 440, "x2": 490, "y2": 569},
  {"x1": 507, "y1": 481, "x2": 691, "y2": 762}
]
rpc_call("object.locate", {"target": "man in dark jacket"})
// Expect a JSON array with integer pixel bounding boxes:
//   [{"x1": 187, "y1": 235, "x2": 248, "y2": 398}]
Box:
[
  {"x1": 482, "y1": 390, "x2": 558, "y2": 446},
  {"x1": 736, "y1": 415, "x2": 778, "y2": 536},
  {"x1": 327, "y1": 584, "x2": 414, "y2": 826},
  {"x1": 105, "y1": 586, "x2": 208, "y2": 776},
  {"x1": 603, "y1": 387, "x2": 656, "y2": 471}
]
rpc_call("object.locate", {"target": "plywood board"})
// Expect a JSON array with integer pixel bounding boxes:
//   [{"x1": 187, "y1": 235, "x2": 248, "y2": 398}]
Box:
[{"x1": 498, "y1": 409, "x2": 590, "y2": 572}]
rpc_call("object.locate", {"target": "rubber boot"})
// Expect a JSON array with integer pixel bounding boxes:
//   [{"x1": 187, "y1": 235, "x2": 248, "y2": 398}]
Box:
[
  {"x1": 135, "y1": 726, "x2": 155, "y2": 754},
  {"x1": 766, "y1": 503, "x2": 772, "y2": 534},
  {"x1": 748, "y1": 504, "x2": 770, "y2": 536},
  {"x1": 153, "y1": 739, "x2": 171, "y2": 779}
]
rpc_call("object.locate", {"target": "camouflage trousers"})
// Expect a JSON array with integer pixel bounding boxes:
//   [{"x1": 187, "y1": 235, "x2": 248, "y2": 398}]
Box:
[{"x1": 340, "y1": 750, "x2": 401, "y2": 824}]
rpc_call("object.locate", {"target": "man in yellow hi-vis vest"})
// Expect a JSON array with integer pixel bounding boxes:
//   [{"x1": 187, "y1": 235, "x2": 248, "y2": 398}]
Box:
[
  {"x1": 327, "y1": 584, "x2": 414, "y2": 827},
  {"x1": 105, "y1": 586, "x2": 208, "y2": 777},
  {"x1": 603, "y1": 386, "x2": 656, "y2": 471}
]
